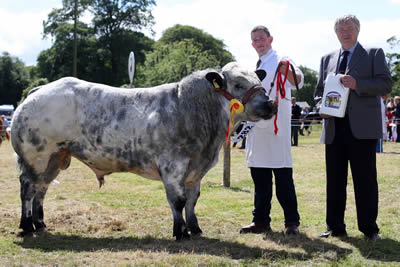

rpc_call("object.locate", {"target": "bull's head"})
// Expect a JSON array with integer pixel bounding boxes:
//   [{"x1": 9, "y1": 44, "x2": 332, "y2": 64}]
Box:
[{"x1": 206, "y1": 62, "x2": 277, "y2": 122}]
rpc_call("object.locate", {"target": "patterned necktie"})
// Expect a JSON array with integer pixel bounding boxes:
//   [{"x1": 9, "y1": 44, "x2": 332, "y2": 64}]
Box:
[
  {"x1": 338, "y1": 51, "x2": 349, "y2": 74},
  {"x1": 256, "y1": 59, "x2": 261, "y2": 69}
]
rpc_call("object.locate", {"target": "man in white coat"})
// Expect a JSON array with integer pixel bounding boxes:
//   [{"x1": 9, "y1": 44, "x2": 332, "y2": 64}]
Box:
[{"x1": 240, "y1": 25, "x2": 304, "y2": 235}]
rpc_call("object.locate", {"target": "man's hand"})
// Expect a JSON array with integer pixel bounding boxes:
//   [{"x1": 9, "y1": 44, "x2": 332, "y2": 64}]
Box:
[
  {"x1": 340, "y1": 75, "x2": 356, "y2": 90},
  {"x1": 279, "y1": 61, "x2": 301, "y2": 86},
  {"x1": 319, "y1": 113, "x2": 333, "y2": 119}
]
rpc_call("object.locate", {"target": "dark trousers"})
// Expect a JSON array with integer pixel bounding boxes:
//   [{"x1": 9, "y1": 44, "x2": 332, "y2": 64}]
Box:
[
  {"x1": 250, "y1": 167, "x2": 300, "y2": 227},
  {"x1": 325, "y1": 116, "x2": 379, "y2": 236},
  {"x1": 397, "y1": 121, "x2": 400, "y2": 142},
  {"x1": 291, "y1": 125, "x2": 299, "y2": 146}
]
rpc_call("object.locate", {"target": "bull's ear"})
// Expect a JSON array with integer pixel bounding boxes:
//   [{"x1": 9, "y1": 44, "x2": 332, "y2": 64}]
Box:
[
  {"x1": 206, "y1": 72, "x2": 224, "y2": 89},
  {"x1": 255, "y1": 69, "x2": 267, "y2": 81}
]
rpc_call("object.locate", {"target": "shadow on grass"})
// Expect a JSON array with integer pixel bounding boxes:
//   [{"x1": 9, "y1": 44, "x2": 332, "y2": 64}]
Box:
[
  {"x1": 341, "y1": 236, "x2": 400, "y2": 262},
  {"x1": 263, "y1": 231, "x2": 352, "y2": 262},
  {"x1": 381, "y1": 152, "x2": 400, "y2": 155},
  {"x1": 15, "y1": 231, "x2": 350, "y2": 263},
  {"x1": 203, "y1": 182, "x2": 251, "y2": 193}
]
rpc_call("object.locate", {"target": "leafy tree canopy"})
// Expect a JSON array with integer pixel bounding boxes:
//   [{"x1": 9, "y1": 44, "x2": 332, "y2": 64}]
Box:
[
  {"x1": 159, "y1": 24, "x2": 233, "y2": 66},
  {"x1": 0, "y1": 52, "x2": 30, "y2": 107},
  {"x1": 386, "y1": 36, "x2": 400, "y2": 97},
  {"x1": 292, "y1": 65, "x2": 318, "y2": 107},
  {"x1": 136, "y1": 24, "x2": 234, "y2": 87},
  {"x1": 40, "y1": 0, "x2": 155, "y2": 86}
]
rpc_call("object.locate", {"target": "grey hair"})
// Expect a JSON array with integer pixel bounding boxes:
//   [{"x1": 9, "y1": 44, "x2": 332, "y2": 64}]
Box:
[
  {"x1": 251, "y1": 25, "x2": 271, "y2": 38},
  {"x1": 334, "y1": 14, "x2": 360, "y2": 33}
]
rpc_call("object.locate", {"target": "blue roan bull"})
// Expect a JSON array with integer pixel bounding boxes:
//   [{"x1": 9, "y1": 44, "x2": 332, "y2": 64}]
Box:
[{"x1": 11, "y1": 62, "x2": 277, "y2": 240}]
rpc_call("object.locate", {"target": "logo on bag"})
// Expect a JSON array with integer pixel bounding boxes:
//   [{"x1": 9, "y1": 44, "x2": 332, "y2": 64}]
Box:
[{"x1": 324, "y1": 91, "x2": 342, "y2": 109}]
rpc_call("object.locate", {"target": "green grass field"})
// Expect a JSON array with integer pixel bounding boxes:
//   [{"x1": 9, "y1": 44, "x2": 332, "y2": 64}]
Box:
[{"x1": 0, "y1": 128, "x2": 400, "y2": 266}]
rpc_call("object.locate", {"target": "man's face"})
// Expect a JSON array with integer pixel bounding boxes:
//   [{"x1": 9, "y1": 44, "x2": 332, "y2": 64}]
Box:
[
  {"x1": 251, "y1": 30, "x2": 272, "y2": 57},
  {"x1": 336, "y1": 21, "x2": 359, "y2": 50}
]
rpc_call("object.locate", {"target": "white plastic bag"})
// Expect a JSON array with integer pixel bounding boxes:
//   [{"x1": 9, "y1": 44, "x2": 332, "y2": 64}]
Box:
[{"x1": 319, "y1": 73, "x2": 349, "y2": 118}]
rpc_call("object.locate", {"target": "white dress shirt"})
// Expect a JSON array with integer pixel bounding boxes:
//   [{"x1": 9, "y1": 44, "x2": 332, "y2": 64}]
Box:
[{"x1": 246, "y1": 49, "x2": 304, "y2": 168}]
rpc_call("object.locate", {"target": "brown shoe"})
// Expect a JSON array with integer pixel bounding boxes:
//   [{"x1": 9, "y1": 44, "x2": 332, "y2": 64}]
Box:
[
  {"x1": 240, "y1": 222, "x2": 271, "y2": 234},
  {"x1": 285, "y1": 225, "x2": 299, "y2": 235}
]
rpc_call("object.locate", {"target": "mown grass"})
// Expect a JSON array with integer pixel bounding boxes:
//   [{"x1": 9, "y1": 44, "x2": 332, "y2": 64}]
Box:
[{"x1": 0, "y1": 127, "x2": 399, "y2": 266}]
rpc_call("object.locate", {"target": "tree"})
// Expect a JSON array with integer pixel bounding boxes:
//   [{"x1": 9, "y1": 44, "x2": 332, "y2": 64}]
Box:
[
  {"x1": 38, "y1": 22, "x2": 99, "y2": 82},
  {"x1": 386, "y1": 36, "x2": 400, "y2": 97},
  {"x1": 158, "y1": 24, "x2": 233, "y2": 67},
  {"x1": 0, "y1": 52, "x2": 30, "y2": 107},
  {"x1": 20, "y1": 78, "x2": 49, "y2": 103},
  {"x1": 292, "y1": 65, "x2": 318, "y2": 107},
  {"x1": 41, "y1": 0, "x2": 155, "y2": 86},
  {"x1": 90, "y1": 0, "x2": 155, "y2": 85},
  {"x1": 136, "y1": 25, "x2": 234, "y2": 87}
]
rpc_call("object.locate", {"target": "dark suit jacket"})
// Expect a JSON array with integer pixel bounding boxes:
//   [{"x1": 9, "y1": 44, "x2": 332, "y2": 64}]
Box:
[{"x1": 315, "y1": 43, "x2": 392, "y2": 144}]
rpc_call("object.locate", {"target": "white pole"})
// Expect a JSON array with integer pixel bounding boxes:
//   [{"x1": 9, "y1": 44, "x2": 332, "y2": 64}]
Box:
[{"x1": 128, "y1": 52, "x2": 135, "y2": 88}]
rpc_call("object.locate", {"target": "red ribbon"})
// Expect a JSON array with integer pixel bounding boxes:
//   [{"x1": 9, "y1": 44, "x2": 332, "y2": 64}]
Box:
[{"x1": 273, "y1": 60, "x2": 290, "y2": 135}]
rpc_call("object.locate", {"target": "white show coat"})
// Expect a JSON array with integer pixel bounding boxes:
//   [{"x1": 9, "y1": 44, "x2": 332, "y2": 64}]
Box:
[{"x1": 246, "y1": 49, "x2": 304, "y2": 168}]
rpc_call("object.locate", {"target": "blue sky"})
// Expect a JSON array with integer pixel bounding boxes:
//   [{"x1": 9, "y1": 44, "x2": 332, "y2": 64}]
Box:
[{"x1": 1, "y1": 0, "x2": 399, "y2": 71}]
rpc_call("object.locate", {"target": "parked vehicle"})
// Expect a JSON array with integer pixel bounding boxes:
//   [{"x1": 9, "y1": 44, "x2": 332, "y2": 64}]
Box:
[{"x1": 0, "y1": 105, "x2": 14, "y2": 121}]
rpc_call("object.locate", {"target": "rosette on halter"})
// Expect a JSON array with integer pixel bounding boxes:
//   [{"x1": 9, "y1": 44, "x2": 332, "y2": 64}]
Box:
[{"x1": 225, "y1": 99, "x2": 244, "y2": 146}]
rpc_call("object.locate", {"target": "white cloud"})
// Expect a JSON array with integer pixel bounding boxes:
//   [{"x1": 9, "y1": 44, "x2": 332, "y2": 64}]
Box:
[
  {"x1": 152, "y1": 1, "x2": 400, "y2": 71},
  {"x1": 0, "y1": 8, "x2": 52, "y2": 64},
  {"x1": 152, "y1": 0, "x2": 288, "y2": 70},
  {"x1": 1, "y1": 0, "x2": 398, "y2": 70}
]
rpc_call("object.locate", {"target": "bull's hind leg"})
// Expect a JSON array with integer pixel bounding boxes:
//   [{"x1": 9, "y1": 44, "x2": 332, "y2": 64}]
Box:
[
  {"x1": 18, "y1": 150, "x2": 70, "y2": 235},
  {"x1": 185, "y1": 182, "x2": 202, "y2": 236},
  {"x1": 32, "y1": 150, "x2": 70, "y2": 232},
  {"x1": 32, "y1": 183, "x2": 51, "y2": 232},
  {"x1": 18, "y1": 157, "x2": 38, "y2": 235}
]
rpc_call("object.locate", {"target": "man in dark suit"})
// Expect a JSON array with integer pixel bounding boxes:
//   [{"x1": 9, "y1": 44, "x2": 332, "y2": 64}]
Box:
[
  {"x1": 314, "y1": 14, "x2": 392, "y2": 240},
  {"x1": 291, "y1": 97, "x2": 302, "y2": 146}
]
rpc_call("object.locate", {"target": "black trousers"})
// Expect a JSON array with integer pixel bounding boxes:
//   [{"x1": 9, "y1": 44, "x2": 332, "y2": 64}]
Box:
[
  {"x1": 397, "y1": 121, "x2": 400, "y2": 142},
  {"x1": 291, "y1": 125, "x2": 299, "y2": 145},
  {"x1": 325, "y1": 116, "x2": 379, "y2": 236},
  {"x1": 250, "y1": 167, "x2": 300, "y2": 227}
]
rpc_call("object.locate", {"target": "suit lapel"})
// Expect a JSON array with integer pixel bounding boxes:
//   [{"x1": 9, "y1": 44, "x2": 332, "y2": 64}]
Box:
[
  {"x1": 347, "y1": 43, "x2": 366, "y2": 74},
  {"x1": 329, "y1": 50, "x2": 340, "y2": 74}
]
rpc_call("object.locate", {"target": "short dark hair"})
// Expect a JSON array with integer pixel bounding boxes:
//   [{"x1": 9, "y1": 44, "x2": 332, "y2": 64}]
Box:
[{"x1": 251, "y1": 25, "x2": 271, "y2": 37}]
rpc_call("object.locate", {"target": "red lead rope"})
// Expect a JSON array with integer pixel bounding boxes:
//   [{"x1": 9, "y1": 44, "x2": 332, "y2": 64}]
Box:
[{"x1": 273, "y1": 60, "x2": 290, "y2": 135}]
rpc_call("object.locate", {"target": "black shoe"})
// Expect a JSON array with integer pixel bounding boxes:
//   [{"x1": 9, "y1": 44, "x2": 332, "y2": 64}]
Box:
[
  {"x1": 285, "y1": 225, "x2": 299, "y2": 235},
  {"x1": 319, "y1": 230, "x2": 347, "y2": 238},
  {"x1": 365, "y1": 233, "x2": 381, "y2": 241},
  {"x1": 240, "y1": 222, "x2": 271, "y2": 234}
]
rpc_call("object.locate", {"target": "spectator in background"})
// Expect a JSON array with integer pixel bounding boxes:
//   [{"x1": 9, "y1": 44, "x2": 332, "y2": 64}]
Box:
[
  {"x1": 395, "y1": 96, "x2": 400, "y2": 142},
  {"x1": 386, "y1": 97, "x2": 395, "y2": 110},
  {"x1": 291, "y1": 97, "x2": 302, "y2": 146},
  {"x1": 386, "y1": 106, "x2": 394, "y2": 141}
]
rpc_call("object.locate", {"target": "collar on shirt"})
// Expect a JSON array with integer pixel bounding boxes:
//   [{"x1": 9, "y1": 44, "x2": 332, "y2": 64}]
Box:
[
  {"x1": 258, "y1": 49, "x2": 276, "y2": 68},
  {"x1": 340, "y1": 41, "x2": 358, "y2": 56}
]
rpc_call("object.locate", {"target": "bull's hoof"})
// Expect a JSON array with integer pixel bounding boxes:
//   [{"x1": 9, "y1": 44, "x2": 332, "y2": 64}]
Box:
[
  {"x1": 17, "y1": 230, "x2": 34, "y2": 237},
  {"x1": 19, "y1": 217, "x2": 35, "y2": 235},
  {"x1": 34, "y1": 222, "x2": 47, "y2": 232},
  {"x1": 175, "y1": 229, "x2": 190, "y2": 241},
  {"x1": 190, "y1": 227, "x2": 203, "y2": 236}
]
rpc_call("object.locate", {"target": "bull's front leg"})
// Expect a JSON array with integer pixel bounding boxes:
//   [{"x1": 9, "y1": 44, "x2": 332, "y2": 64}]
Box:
[
  {"x1": 185, "y1": 182, "x2": 202, "y2": 236},
  {"x1": 164, "y1": 181, "x2": 190, "y2": 241}
]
